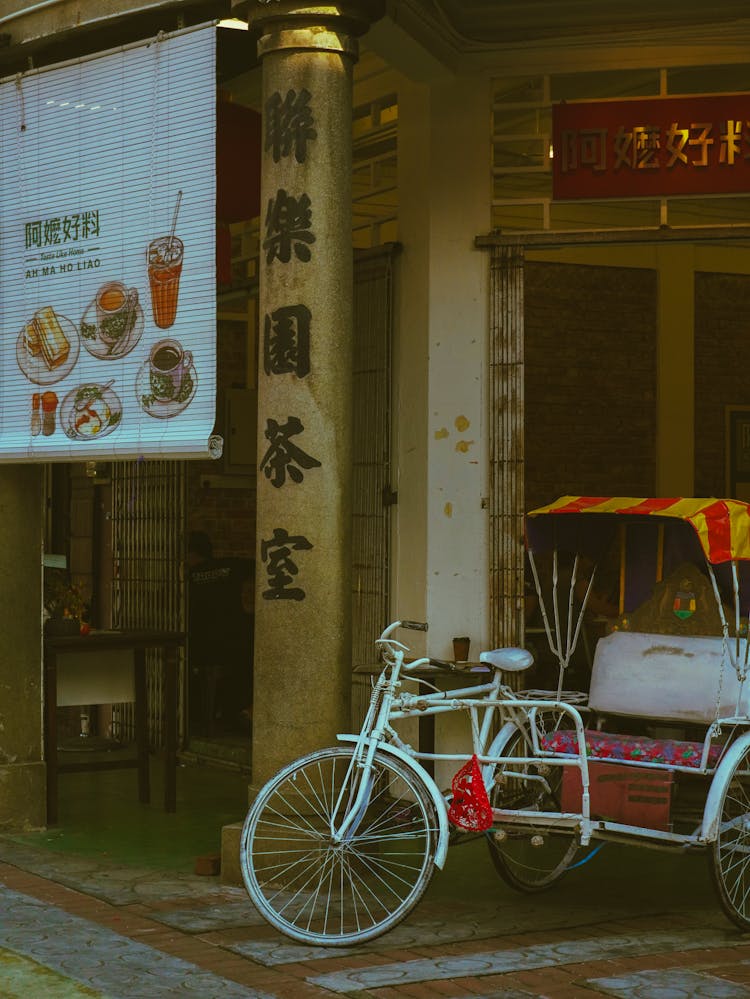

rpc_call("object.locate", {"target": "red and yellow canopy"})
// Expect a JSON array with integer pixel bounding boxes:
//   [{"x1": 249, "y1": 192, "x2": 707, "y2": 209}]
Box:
[{"x1": 527, "y1": 497, "x2": 750, "y2": 564}]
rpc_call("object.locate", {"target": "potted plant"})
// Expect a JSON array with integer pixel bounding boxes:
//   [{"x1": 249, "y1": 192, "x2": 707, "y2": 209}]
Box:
[{"x1": 44, "y1": 569, "x2": 88, "y2": 636}]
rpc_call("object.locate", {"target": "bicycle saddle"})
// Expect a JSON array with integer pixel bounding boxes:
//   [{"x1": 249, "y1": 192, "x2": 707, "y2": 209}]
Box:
[{"x1": 479, "y1": 647, "x2": 533, "y2": 672}]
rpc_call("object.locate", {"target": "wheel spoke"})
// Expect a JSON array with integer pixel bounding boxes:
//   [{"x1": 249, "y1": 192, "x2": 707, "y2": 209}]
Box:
[
  {"x1": 347, "y1": 846, "x2": 422, "y2": 898},
  {"x1": 305, "y1": 847, "x2": 337, "y2": 933},
  {"x1": 343, "y1": 852, "x2": 377, "y2": 930},
  {"x1": 713, "y1": 746, "x2": 750, "y2": 929},
  {"x1": 240, "y1": 747, "x2": 437, "y2": 944},
  {"x1": 486, "y1": 728, "x2": 579, "y2": 892}
]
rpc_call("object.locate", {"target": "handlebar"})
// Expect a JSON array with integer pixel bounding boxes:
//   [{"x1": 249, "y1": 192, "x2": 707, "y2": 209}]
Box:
[
  {"x1": 418, "y1": 657, "x2": 457, "y2": 672},
  {"x1": 398, "y1": 620, "x2": 428, "y2": 632},
  {"x1": 377, "y1": 620, "x2": 459, "y2": 671}
]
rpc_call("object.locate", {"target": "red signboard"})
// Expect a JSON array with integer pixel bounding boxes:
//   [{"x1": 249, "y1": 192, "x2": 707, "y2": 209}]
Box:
[{"x1": 552, "y1": 94, "x2": 750, "y2": 200}]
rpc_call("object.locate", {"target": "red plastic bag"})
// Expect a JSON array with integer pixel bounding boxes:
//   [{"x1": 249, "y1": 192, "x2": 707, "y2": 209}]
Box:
[{"x1": 448, "y1": 754, "x2": 493, "y2": 832}]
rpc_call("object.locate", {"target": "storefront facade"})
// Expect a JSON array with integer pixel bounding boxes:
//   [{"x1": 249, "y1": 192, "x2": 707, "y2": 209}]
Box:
[{"x1": 2, "y1": 0, "x2": 750, "y2": 832}]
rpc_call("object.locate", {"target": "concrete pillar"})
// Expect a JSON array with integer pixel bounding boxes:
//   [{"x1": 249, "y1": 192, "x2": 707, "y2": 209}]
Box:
[
  {"x1": 0, "y1": 466, "x2": 45, "y2": 830},
  {"x1": 238, "y1": 1, "x2": 382, "y2": 790},
  {"x1": 424, "y1": 75, "x2": 491, "y2": 658}
]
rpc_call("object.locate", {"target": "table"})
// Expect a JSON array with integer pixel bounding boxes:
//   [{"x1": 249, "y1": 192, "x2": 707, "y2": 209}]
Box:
[{"x1": 43, "y1": 628, "x2": 184, "y2": 825}]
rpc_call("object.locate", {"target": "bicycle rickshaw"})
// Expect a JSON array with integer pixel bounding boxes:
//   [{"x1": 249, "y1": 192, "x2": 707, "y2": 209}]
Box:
[{"x1": 240, "y1": 496, "x2": 750, "y2": 945}]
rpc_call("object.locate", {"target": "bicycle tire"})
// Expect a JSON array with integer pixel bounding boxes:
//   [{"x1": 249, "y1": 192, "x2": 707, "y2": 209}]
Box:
[
  {"x1": 240, "y1": 745, "x2": 438, "y2": 945},
  {"x1": 486, "y1": 726, "x2": 579, "y2": 892},
  {"x1": 711, "y1": 742, "x2": 750, "y2": 930}
]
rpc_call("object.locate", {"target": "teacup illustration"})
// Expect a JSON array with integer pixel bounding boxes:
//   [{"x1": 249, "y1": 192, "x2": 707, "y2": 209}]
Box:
[
  {"x1": 95, "y1": 281, "x2": 139, "y2": 347},
  {"x1": 149, "y1": 338, "x2": 193, "y2": 402}
]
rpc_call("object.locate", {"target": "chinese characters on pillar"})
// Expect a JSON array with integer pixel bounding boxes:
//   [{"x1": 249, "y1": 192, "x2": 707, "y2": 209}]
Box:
[
  {"x1": 260, "y1": 416, "x2": 321, "y2": 488},
  {"x1": 261, "y1": 528, "x2": 313, "y2": 601},
  {"x1": 261, "y1": 89, "x2": 319, "y2": 600},
  {"x1": 263, "y1": 189, "x2": 316, "y2": 263},
  {"x1": 265, "y1": 88, "x2": 317, "y2": 163},
  {"x1": 263, "y1": 305, "x2": 311, "y2": 377},
  {"x1": 552, "y1": 94, "x2": 750, "y2": 200}
]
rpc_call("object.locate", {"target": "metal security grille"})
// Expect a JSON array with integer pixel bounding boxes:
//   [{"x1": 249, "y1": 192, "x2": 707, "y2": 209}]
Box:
[
  {"x1": 111, "y1": 459, "x2": 185, "y2": 746},
  {"x1": 488, "y1": 244, "x2": 525, "y2": 686},
  {"x1": 351, "y1": 245, "x2": 395, "y2": 721}
]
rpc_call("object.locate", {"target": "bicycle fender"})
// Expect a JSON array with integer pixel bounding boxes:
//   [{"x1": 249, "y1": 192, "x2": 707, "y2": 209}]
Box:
[
  {"x1": 701, "y1": 730, "x2": 750, "y2": 843},
  {"x1": 336, "y1": 734, "x2": 450, "y2": 869}
]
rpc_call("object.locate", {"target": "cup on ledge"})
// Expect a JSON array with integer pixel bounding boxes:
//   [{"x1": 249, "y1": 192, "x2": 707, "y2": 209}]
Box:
[{"x1": 452, "y1": 636, "x2": 471, "y2": 662}]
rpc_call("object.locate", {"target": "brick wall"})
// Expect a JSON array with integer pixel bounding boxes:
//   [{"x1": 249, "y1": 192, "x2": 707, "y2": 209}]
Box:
[
  {"x1": 524, "y1": 261, "x2": 657, "y2": 510},
  {"x1": 694, "y1": 271, "x2": 750, "y2": 497}
]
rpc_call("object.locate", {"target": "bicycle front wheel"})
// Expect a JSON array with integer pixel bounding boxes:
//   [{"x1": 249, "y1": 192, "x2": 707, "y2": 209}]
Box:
[{"x1": 240, "y1": 745, "x2": 438, "y2": 945}]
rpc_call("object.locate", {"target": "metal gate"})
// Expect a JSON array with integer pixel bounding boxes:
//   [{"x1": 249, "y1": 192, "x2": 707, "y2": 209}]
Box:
[
  {"x1": 488, "y1": 243, "x2": 526, "y2": 658},
  {"x1": 111, "y1": 459, "x2": 186, "y2": 746},
  {"x1": 351, "y1": 244, "x2": 396, "y2": 721}
]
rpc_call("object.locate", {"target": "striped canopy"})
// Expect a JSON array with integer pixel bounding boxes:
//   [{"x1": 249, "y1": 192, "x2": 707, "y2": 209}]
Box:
[{"x1": 526, "y1": 497, "x2": 750, "y2": 564}]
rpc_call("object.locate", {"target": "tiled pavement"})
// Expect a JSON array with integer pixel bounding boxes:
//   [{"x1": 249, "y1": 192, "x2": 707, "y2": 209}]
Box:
[{"x1": 2, "y1": 837, "x2": 750, "y2": 998}]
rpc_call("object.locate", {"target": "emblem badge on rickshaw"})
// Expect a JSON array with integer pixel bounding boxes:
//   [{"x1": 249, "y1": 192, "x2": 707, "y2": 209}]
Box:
[{"x1": 673, "y1": 584, "x2": 696, "y2": 619}]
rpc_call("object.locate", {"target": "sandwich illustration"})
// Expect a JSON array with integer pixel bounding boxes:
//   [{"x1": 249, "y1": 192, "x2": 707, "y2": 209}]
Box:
[{"x1": 24, "y1": 306, "x2": 70, "y2": 370}]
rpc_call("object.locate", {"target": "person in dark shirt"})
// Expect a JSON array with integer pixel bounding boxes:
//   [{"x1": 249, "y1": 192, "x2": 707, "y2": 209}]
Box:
[{"x1": 187, "y1": 531, "x2": 254, "y2": 736}]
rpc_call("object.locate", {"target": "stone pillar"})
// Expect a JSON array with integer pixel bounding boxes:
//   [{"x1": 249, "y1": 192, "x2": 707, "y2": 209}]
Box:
[
  {"x1": 0, "y1": 466, "x2": 45, "y2": 830},
  {"x1": 236, "y1": 1, "x2": 382, "y2": 789}
]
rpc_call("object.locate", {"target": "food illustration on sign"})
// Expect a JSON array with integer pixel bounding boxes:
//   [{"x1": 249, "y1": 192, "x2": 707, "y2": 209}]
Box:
[
  {"x1": 80, "y1": 280, "x2": 144, "y2": 359},
  {"x1": 30, "y1": 394, "x2": 41, "y2": 436},
  {"x1": 26, "y1": 306, "x2": 69, "y2": 367},
  {"x1": 147, "y1": 191, "x2": 183, "y2": 329},
  {"x1": 16, "y1": 192, "x2": 197, "y2": 445},
  {"x1": 136, "y1": 337, "x2": 197, "y2": 419},
  {"x1": 60, "y1": 382, "x2": 122, "y2": 441},
  {"x1": 41, "y1": 391, "x2": 58, "y2": 436},
  {"x1": 17, "y1": 306, "x2": 80, "y2": 385}
]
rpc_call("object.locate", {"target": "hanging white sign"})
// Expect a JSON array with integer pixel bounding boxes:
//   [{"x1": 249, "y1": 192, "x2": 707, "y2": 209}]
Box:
[{"x1": 0, "y1": 24, "x2": 218, "y2": 462}]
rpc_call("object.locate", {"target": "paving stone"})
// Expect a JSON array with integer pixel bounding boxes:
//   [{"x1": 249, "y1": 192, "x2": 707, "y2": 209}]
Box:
[
  {"x1": 307, "y1": 928, "x2": 748, "y2": 993},
  {"x1": 1, "y1": 831, "x2": 749, "y2": 999},
  {"x1": 147, "y1": 900, "x2": 267, "y2": 932},
  {"x1": 589, "y1": 967, "x2": 750, "y2": 998},
  {"x1": 0, "y1": 840, "x2": 230, "y2": 907},
  {"x1": 0, "y1": 945, "x2": 107, "y2": 998},
  {"x1": 225, "y1": 902, "x2": 691, "y2": 967},
  {"x1": 452, "y1": 993, "x2": 532, "y2": 998},
  {"x1": 0, "y1": 887, "x2": 276, "y2": 999}
]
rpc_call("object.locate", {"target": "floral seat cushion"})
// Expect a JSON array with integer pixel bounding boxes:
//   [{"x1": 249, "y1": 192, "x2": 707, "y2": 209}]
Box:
[{"x1": 540, "y1": 729, "x2": 723, "y2": 769}]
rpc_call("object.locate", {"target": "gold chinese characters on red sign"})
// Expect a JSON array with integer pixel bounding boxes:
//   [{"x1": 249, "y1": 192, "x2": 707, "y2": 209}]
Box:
[{"x1": 552, "y1": 94, "x2": 750, "y2": 200}]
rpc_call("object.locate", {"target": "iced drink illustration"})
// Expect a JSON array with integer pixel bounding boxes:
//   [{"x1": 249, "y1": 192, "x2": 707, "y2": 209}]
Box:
[
  {"x1": 148, "y1": 236, "x2": 183, "y2": 329},
  {"x1": 148, "y1": 191, "x2": 183, "y2": 329}
]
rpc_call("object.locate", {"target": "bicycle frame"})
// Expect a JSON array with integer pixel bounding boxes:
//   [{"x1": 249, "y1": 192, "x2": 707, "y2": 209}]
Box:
[
  {"x1": 334, "y1": 615, "x2": 750, "y2": 862},
  {"x1": 334, "y1": 621, "x2": 596, "y2": 868}
]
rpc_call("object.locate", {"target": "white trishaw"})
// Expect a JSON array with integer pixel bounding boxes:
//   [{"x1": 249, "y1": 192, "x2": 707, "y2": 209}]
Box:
[{"x1": 240, "y1": 496, "x2": 750, "y2": 945}]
